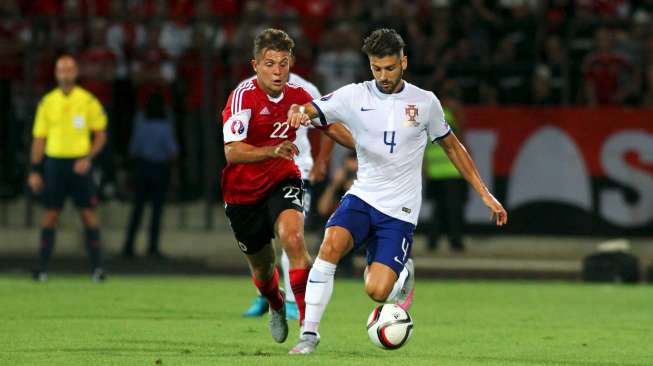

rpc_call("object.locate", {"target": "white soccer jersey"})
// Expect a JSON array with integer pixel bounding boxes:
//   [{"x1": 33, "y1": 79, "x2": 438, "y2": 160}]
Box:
[
  {"x1": 240, "y1": 73, "x2": 320, "y2": 180},
  {"x1": 312, "y1": 80, "x2": 451, "y2": 224}
]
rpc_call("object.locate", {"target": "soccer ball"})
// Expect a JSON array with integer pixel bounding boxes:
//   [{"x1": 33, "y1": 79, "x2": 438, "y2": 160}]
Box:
[{"x1": 366, "y1": 304, "x2": 413, "y2": 349}]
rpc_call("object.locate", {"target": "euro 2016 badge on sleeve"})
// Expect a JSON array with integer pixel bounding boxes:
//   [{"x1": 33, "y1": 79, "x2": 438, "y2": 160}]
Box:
[
  {"x1": 231, "y1": 119, "x2": 245, "y2": 135},
  {"x1": 403, "y1": 105, "x2": 419, "y2": 127}
]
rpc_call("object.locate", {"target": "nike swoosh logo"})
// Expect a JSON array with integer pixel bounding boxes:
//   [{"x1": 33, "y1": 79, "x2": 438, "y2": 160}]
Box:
[
  {"x1": 308, "y1": 279, "x2": 327, "y2": 284},
  {"x1": 360, "y1": 107, "x2": 376, "y2": 111}
]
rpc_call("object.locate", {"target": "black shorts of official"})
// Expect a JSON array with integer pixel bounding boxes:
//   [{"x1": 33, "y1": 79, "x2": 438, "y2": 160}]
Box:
[
  {"x1": 41, "y1": 157, "x2": 98, "y2": 210},
  {"x1": 225, "y1": 178, "x2": 304, "y2": 255}
]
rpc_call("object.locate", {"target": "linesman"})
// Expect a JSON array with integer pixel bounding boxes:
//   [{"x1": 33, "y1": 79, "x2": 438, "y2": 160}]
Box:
[{"x1": 28, "y1": 55, "x2": 108, "y2": 282}]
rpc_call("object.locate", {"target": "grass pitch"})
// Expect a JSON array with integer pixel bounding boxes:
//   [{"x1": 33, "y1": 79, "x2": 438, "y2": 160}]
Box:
[{"x1": 0, "y1": 275, "x2": 651, "y2": 365}]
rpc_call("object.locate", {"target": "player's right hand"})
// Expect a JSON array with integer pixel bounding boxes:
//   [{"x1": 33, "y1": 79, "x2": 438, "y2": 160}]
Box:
[
  {"x1": 287, "y1": 104, "x2": 310, "y2": 128},
  {"x1": 28, "y1": 172, "x2": 44, "y2": 193},
  {"x1": 482, "y1": 193, "x2": 508, "y2": 226},
  {"x1": 270, "y1": 141, "x2": 299, "y2": 160}
]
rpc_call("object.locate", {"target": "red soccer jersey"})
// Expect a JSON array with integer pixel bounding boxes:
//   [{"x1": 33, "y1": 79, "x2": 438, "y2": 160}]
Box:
[{"x1": 221, "y1": 79, "x2": 313, "y2": 204}]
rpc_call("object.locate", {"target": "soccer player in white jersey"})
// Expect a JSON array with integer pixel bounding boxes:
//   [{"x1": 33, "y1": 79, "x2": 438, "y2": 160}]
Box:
[
  {"x1": 285, "y1": 28, "x2": 508, "y2": 354},
  {"x1": 240, "y1": 72, "x2": 342, "y2": 320}
]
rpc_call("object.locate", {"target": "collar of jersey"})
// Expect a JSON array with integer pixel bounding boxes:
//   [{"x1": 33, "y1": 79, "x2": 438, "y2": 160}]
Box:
[
  {"x1": 266, "y1": 91, "x2": 284, "y2": 103},
  {"x1": 372, "y1": 80, "x2": 407, "y2": 99},
  {"x1": 57, "y1": 85, "x2": 79, "y2": 98},
  {"x1": 251, "y1": 78, "x2": 285, "y2": 104}
]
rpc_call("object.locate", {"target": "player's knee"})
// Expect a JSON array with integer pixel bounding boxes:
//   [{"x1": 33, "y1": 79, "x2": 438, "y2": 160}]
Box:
[
  {"x1": 80, "y1": 211, "x2": 98, "y2": 227},
  {"x1": 280, "y1": 230, "x2": 305, "y2": 254},
  {"x1": 42, "y1": 212, "x2": 60, "y2": 228},
  {"x1": 318, "y1": 240, "x2": 348, "y2": 263},
  {"x1": 252, "y1": 261, "x2": 276, "y2": 282},
  {"x1": 365, "y1": 282, "x2": 391, "y2": 303}
]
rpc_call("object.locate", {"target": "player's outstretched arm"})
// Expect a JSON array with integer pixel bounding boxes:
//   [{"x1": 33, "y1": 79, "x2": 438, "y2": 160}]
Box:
[
  {"x1": 287, "y1": 103, "x2": 319, "y2": 128},
  {"x1": 225, "y1": 141, "x2": 299, "y2": 164},
  {"x1": 321, "y1": 123, "x2": 354, "y2": 150},
  {"x1": 438, "y1": 133, "x2": 508, "y2": 226}
]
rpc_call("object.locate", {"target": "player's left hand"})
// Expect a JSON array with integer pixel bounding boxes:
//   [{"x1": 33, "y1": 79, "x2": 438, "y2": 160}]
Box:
[
  {"x1": 482, "y1": 193, "x2": 508, "y2": 226},
  {"x1": 287, "y1": 104, "x2": 310, "y2": 128},
  {"x1": 270, "y1": 141, "x2": 299, "y2": 160},
  {"x1": 74, "y1": 157, "x2": 92, "y2": 175}
]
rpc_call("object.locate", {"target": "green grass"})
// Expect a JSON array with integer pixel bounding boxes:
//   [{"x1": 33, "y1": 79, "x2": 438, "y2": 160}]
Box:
[{"x1": 0, "y1": 275, "x2": 651, "y2": 366}]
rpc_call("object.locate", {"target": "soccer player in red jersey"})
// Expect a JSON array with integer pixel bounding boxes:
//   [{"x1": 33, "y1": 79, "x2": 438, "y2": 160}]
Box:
[{"x1": 221, "y1": 28, "x2": 351, "y2": 344}]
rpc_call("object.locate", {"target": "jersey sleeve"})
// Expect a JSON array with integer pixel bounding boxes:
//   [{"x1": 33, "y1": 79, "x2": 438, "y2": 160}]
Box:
[
  {"x1": 310, "y1": 83, "x2": 356, "y2": 126},
  {"x1": 426, "y1": 92, "x2": 451, "y2": 142},
  {"x1": 32, "y1": 99, "x2": 48, "y2": 138},
  {"x1": 297, "y1": 87, "x2": 314, "y2": 105},
  {"x1": 88, "y1": 96, "x2": 108, "y2": 130},
  {"x1": 222, "y1": 87, "x2": 254, "y2": 143},
  {"x1": 301, "y1": 82, "x2": 321, "y2": 99}
]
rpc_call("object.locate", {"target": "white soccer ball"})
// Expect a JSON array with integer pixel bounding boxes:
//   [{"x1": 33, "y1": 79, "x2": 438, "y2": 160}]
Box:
[{"x1": 366, "y1": 303, "x2": 413, "y2": 350}]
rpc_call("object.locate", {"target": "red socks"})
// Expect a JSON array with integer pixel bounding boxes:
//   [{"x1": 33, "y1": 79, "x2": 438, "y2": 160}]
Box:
[
  {"x1": 289, "y1": 268, "x2": 310, "y2": 323},
  {"x1": 252, "y1": 268, "x2": 284, "y2": 311}
]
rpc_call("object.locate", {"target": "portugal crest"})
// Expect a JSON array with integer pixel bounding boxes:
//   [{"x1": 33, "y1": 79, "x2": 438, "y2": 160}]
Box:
[{"x1": 403, "y1": 104, "x2": 419, "y2": 127}]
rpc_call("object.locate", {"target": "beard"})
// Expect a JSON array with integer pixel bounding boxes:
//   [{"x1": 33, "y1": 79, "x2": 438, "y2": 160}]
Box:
[{"x1": 376, "y1": 68, "x2": 404, "y2": 94}]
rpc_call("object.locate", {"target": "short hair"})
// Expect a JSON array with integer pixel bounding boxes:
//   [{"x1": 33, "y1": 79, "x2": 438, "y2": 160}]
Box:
[
  {"x1": 361, "y1": 28, "x2": 405, "y2": 58},
  {"x1": 253, "y1": 28, "x2": 295, "y2": 59}
]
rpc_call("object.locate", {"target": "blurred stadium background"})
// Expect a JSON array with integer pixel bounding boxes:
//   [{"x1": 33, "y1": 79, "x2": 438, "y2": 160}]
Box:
[
  {"x1": 0, "y1": 0, "x2": 652, "y2": 277},
  {"x1": 2, "y1": 1, "x2": 653, "y2": 365}
]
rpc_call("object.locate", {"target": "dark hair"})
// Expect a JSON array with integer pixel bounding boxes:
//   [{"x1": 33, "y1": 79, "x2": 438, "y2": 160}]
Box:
[
  {"x1": 253, "y1": 28, "x2": 295, "y2": 59},
  {"x1": 144, "y1": 93, "x2": 167, "y2": 120},
  {"x1": 361, "y1": 28, "x2": 405, "y2": 57}
]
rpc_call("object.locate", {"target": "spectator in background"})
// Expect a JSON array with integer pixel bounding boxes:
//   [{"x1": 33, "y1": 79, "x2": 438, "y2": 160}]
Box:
[
  {"x1": 132, "y1": 26, "x2": 175, "y2": 114},
  {"x1": 539, "y1": 34, "x2": 566, "y2": 104},
  {"x1": 178, "y1": 28, "x2": 224, "y2": 196},
  {"x1": 317, "y1": 152, "x2": 357, "y2": 220},
  {"x1": 315, "y1": 24, "x2": 362, "y2": 178},
  {"x1": 28, "y1": 56, "x2": 108, "y2": 282},
  {"x1": 530, "y1": 65, "x2": 560, "y2": 105},
  {"x1": 582, "y1": 27, "x2": 636, "y2": 105},
  {"x1": 424, "y1": 80, "x2": 467, "y2": 252},
  {"x1": 159, "y1": 5, "x2": 192, "y2": 61},
  {"x1": 315, "y1": 24, "x2": 363, "y2": 94},
  {"x1": 106, "y1": 1, "x2": 145, "y2": 160},
  {"x1": 639, "y1": 37, "x2": 653, "y2": 105},
  {"x1": 491, "y1": 35, "x2": 533, "y2": 104},
  {"x1": 57, "y1": 0, "x2": 85, "y2": 54},
  {"x1": 122, "y1": 93, "x2": 178, "y2": 259},
  {"x1": 79, "y1": 18, "x2": 117, "y2": 199}
]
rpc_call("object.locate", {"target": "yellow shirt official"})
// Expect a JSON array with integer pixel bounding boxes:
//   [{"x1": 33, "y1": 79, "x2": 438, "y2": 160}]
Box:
[{"x1": 32, "y1": 86, "x2": 107, "y2": 158}]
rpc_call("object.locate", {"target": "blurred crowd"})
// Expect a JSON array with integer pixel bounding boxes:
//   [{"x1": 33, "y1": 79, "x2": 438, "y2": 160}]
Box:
[{"x1": 2, "y1": 0, "x2": 653, "y2": 202}]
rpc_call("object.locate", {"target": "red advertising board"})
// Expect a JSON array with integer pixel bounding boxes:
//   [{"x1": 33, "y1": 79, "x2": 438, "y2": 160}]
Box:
[{"x1": 459, "y1": 108, "x2": 653, "y2": 235}]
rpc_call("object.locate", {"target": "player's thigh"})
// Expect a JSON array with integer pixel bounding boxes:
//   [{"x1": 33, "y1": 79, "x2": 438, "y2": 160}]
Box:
[
  {"x1": 323, "y1": 195, "x2": 372, "y2": 258},
  {"x1": 224, "y1": 201, "x2": 274, "y2": 255},
  {"x1": 318, "y1": 225, "x2": 355, "y2": 264},
  {"x1": 41, "y1": 158, "x2": 69, "y2": 210},
  {"x1": 267, "y1": 179, "x2": 306, "y2": 249},
  {"x1": 366, "y1": 222, "x2": 415, "y2": 276},
  {"x1": 71, "y1": 170, "x2": 99, "y2": 210},
  {"x1": 267, "y1": 178, "x2": 305, "y2": 224}
]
